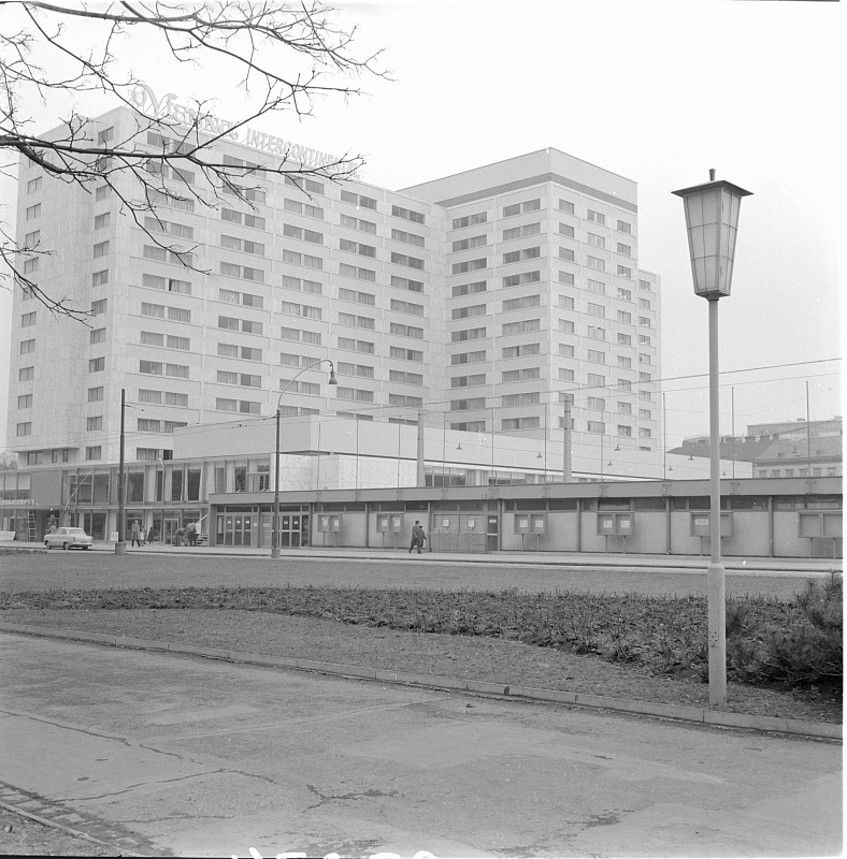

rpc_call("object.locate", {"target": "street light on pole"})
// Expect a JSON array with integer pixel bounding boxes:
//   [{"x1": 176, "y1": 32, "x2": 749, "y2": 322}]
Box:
[
  {"x1": 272, "y1": 359, "x2": 336, "y2": 559},
  {"x1": 673, "y1": 169, "x2": 752, "y2": 707}
]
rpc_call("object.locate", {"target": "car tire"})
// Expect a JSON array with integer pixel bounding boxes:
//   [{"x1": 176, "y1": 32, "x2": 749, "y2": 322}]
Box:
[
  {"x1": 62, "y1": 542, "x2": 68, "y2": 550},
  {"x1": 83, "y1": 546, "x2": 89, "y2": 550},
  {"x1": 44, "y1": 540, "x2": 49, "y2": 547}
]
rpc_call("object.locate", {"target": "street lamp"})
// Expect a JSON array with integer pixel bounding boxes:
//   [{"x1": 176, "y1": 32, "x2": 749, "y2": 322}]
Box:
[
  {"x1": 272, "y1": 359, "x2": 336, "y2": 559},
  {"x1": 673, "y1": 169, "x2": 752, "y2": 707}
]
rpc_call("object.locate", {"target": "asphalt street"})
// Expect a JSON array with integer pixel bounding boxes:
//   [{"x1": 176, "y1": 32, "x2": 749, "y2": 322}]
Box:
[
  {"x1": 0, "y1": 632, "x2": 841, "y2": 858},
  {"x1": 0, "y1": 549, "x2": 835, "y2": 599}
]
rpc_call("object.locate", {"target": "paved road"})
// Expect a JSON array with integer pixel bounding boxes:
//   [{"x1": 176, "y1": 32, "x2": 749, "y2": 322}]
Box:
[
  {"x1": 0, "y1": 550, "x2": 835, "y2": 600},
  {"x1": 0, "y1": 632, "x2": 840, "y2": 857}
]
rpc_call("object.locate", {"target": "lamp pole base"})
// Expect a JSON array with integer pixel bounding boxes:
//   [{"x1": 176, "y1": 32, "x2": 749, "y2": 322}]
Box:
[
  {"x1": 706, "y1": 560, "x2": 727, "y2": 707},
  {"x1": 271, "y1": 546, "x2": 281, "y2": 559},
  {"x1": 114, "y1": 541, "x2": 128, "y2": 556}
]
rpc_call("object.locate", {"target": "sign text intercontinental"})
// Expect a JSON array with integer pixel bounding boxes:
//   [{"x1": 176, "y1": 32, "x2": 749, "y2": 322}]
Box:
[{"x1": 130, "y1": 82, "x2": 338, "y2": 169}]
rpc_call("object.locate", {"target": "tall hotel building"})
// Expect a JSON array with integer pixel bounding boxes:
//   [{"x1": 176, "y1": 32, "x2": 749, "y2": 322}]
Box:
[{"x1": 8, "y1": 106, "x2": 661, "y2": 474}]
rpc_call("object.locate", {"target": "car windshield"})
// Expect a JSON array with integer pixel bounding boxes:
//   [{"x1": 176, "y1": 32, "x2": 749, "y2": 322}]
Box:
[{"x1": 66, "y1": 528, "x2": 86, "y2": 535}]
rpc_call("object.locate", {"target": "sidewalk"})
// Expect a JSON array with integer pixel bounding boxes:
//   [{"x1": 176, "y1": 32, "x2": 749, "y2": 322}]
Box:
[{"x1": 4, "y1": 539, "x2": 841, "y2": 574}]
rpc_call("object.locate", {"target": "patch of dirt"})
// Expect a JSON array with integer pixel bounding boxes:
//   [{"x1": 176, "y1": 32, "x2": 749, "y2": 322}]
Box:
[{"x1": 2, "y1": 608, "x2": 840, "y2": 724}]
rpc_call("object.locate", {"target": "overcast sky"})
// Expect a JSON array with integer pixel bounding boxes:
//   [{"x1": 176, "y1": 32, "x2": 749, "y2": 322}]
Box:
[{"x1": 1, "y1": 0, "x2": 843, "y2": 449}]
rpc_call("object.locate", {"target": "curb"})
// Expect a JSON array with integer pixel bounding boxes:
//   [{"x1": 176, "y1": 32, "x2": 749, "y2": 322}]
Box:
[{"x1": 0, "y1": 622, "x2": 840, "y2": 742}]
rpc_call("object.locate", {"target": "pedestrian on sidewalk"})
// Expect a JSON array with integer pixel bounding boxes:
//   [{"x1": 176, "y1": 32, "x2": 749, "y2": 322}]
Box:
[
  {"x1": 408, "y1": 520, "x2": 426, "y2": 554},
  {"x1": 130, "y1": 519, "x2": 142, "y2": 548}
]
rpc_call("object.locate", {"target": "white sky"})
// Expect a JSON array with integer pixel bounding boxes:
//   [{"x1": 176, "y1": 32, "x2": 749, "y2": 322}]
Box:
[{"x1": 1, "y1": 0, "x2": 844, "y2": 449}]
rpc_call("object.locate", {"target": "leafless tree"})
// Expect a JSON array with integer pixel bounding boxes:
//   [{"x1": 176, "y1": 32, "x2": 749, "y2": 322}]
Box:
[
  {"x1": 0, "y1": 450, "x2": 19, "y2": 469},
  {"x1": 0, "y1": 1, "x2": 385, "y2": 320}
]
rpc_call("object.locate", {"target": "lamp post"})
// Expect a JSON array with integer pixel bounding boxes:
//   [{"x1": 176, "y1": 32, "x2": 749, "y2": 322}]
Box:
[
  {"x1": 673, "y1": 169, "x2": 752, "y2": 707},
  {"x1": 272, "y1": 359, "x2": 336, "y2": 559},
  {"x1": 115, "y1": 387, "x2": 127, "y2": 555}
]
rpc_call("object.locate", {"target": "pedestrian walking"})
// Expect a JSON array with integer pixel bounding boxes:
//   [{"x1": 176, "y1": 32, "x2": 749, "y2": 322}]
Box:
[
  {"x1": 186, "y1": 521, "x2": 197, "y2": 547},
  {"x1": 130, "y1": 519, "x2": 142, "y2": 548},
  {"x1": 408, "y1": 520, "x2": 426, "y2": 554}
]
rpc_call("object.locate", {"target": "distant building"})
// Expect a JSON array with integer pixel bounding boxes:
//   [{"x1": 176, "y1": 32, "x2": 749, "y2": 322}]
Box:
[{"x1": 673, "y1": 417, "x2": 843, "y2": 479}]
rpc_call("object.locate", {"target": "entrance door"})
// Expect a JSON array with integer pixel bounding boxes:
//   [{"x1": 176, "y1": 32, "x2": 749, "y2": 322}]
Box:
[
  {"x1": 487, "y1": 514, "x2": 499, "y2": 552},
  {"x1": 163, "y1": 518, "x2": 179, "y2": 545}
]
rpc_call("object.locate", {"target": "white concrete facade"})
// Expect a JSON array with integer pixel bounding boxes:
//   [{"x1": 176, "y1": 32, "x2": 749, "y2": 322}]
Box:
[{"x1": 9, "y1": 112, "x2": 663, "y2": 476}]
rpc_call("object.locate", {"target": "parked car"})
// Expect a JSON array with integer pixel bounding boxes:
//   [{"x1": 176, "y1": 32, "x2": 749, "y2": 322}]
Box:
[{"x1": 44, "y1": 527, "x2": 93, "y2": 550}]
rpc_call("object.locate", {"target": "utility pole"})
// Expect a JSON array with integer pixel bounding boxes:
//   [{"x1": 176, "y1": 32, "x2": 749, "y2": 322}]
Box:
[
  {"x1": 562, "y1": 398, "x2": 572, "y2": 482},
  {"x1": 115, "y1": 388, "x2": 127, "y2": 555}
]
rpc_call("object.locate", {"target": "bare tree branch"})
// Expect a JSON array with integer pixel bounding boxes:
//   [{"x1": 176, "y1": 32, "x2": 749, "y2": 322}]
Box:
[{"x1": 0, "y1": 0, "x2": 388, "y2": 318}]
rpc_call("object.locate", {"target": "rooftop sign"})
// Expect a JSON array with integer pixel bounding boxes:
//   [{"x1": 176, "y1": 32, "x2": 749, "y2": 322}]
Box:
[{"x1": 129, "y1": 82, "x2": 337, "y2": 169}]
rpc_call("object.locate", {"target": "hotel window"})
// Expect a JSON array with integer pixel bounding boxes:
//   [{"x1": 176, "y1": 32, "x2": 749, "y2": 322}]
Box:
[
  {"x1": 559, "y1": 199, "x2": 575, "y2": 214},
  {"x1": 166, "y1": 364, "x2": 189, "y2": 379},
  {"x1": 558, "y1": 343, "x2": 575, "y2": 358},
  {"x1": 451, "y1": 397, "x2": 486, "y2": 411},
  {"x1": 19, "y1": 366, "x2": 34, "y2": 382},
  {"x1": 587, "y1": 420, "x2": 605, "y2": 433},
  {"x1": 638, "y1": 371, "x2": 652, "y2": 382},
  {"x1": 639, "y1": 279, "x2": 652, "y2": 291},
  {"x1": 93, "y1": 241, "x2": 110, "y2": 258},
  {"x1": 339, "y1": 313, "x2": 375, "y2": 330},
  {"x1": 587, "y1": 210, "x2": 605, "y2": 225},
  {"x1": 558, "y1": 247, "x2": 575, "y2": 262},
  {"x1": 92, "y1": 270, "x2": 109, "y2": 287},
  {"x1": 452, "y1": 303, "x2": 486, "y2": 319},
  {"x1": 390, "y1": 346, "x2": 424, "y2": 362},
  {"x1": 451, "y1": 373, "x2": 486, "y2": 387},
  {"x1": 618, "y1": 379, "x2": 632, "y2": 392},
  {"x1": 503, "y1": 246, "x2": 540, "y2": 264},
  {"x1": 216, "y1": 398, "x2": 237, "y2": 412},
  {"x1": 139, "y1": 389, "x2": 162, "y2": 404},
  {"x1": 502, "y1": 392, "x2": 540, "y2": 407},
  {"x1": 617, "y1": 287, "x2": 632, "y2": 302},
  {"x1": 17, "y1": 394, "x2": 33, "y2": 409},
  {"x1": 587, "y1": 233, "x2": 605, "y2": 249},
  {"x1": 639, "y1": 334, "x2": 652, "y2": 346},
  {"x1": 340, "y1": 190, "x2": 376, "y2": 209},
  {"x1": 88, "y1": 387, "x2": 104, "y2": 402},
  {"x1": 558, "y1": 368, "x2": 575, "y2": 382},
  {"x1": 617, "y1": 355, "x2": 632, "y2": 368},
  {"x1": 617, "y1": 310, "x2": 632, "y2": 323},
  {"x1": 393, "y1": 228, "x2": 425, "y2": 247},
  {"x1": 587, "y1": 279, "x2": 605, "y2": 295},
  {"x1": 90, "y1": 327, "x2": 106, "y2": 344},
  {"x1": 22, "y1": 257, "x2": 39, "y2": 273},
  {"x1": 141, "y1": 331, "x2": 164, "y2": 346},
  {"x1": 339, "y1": 262, "x2": 376, "y2": 282},
  {"x1": 502, "y1": 343, "x2": 540, "y2": 358},
  {"x1": 587, "y1": 372, "x2": 606, "y2": 387},
  {"x1": 587, "y1": 256, "x2": 605, "y2": 272},
  {"x1": 617, "y1": 333, "x2": 632, "y2": 346},
  {"x1": 617, "y1": 265, "x2": 632, "y2": 278},
  {"x1": 502, "y1": 198, "x2": 541, "y2": 217},
  {"x1": 618, "y1": 425, "x2": 632, "y2": 437},
  {"x1": 86, "y1": 446, "x2": 102, "y2": 461},
  {"x1": 451, "y1": 327, "x2": 486, "y2": 342},
  {"x1": 391, "y1": 251, "x2": 424, "y2": 270},
  {"x1": 27, "y1": 177, "x2": 42, "y2": 194},
  {"x1": 503, "y1": 294, "x2": 540, "y2": 311},
  {"x1": 558, "y1": 223, "x2": 575, "y2": 238},
  {"x1": 587, "y1": 302, "x2": 605, "y2": 318},
  {"x1": 452, "y1": 211, "x2": 487, "y2": 229},
  {"x1": 89, "y1": 357, "x2": 105, "y2": 373},
  {"x1": 336, "y1": 387, "x2": 374, "y2": 403},
  {"x1": 619, "y1": 402, "x2": 632, "y2": 415},
  {"x1": 453, "y1": 234, "x2": 487, "y2": 251},
  {"x1": 453, "y1": 258, "x2": 486, "y2": 274},
  {"x1": 140, "y1": 360, "x2": 162, "y2": 375},
  {"x1": 339, "y1": 363, "x2": 375, "y2": 379},
  {"x1": 392, "y1": 204, "x2": 425, "y2": 224},
  {"x1": 502, "y1": 367, "x2": 540, "y2": 382},
  {"x1": 639, "y1": 298, "x2": 652, "y2": 310},
  {"x1": 617, "y1": 243, "x2": 632, "y2": 257},
  {"x1": 391, "y1": 275, "x2": 424, "y2": 293},
  {"x1": 452, "y1": 280, "x2": 486, "y2": 296},
  {"x1": 617, "y1": 220, "x2": 632, "y2": 234},
  {"x1": 587, "y1": 397, "x2": 605, "y2": 411},
  {"x1": 167, "y1": 335, "x2": 190, "y2": 350},
  {"x1": 639, "y1": 427, "x2": 653, "y2": 438},
  {"x1": 25, "y1": 203, "x2": 41, "y2": 220},
  {"x1": 638, "y1": 408, "x2": 652, "y2": 421},
  {"x1": 502, "y1": 416, "x2": 540, "y2": 430},
  {"x1": 502, "y1": 318, "x2": 540, "y2": 336},
  {"x1": 94, "y1": 212, "x2": 110, "y2": 229},
  {"x1": 24, "y1": 230, "x2": 40, "y2": 247},
  {"x1": 558, "y1": 319, "x2": 574, "y2": 333},
  {"x1": 21, "y1": 311, "x2": 36, "y2": 327},
  {"x1": 339, "y1": 287, "x2": 376, "y2": 306},
  {"x1": 86, "y1": 416, "x2": 103, "y2": 431},
  {"x1": 144, "y1": 244, "x2": 167, "y2": 262},
  {"x1": 503, "y1": 222, "x2": 541, "y2": 241},
  {"x1": 587, "y1": 349, "x2": 605, "y2": 365},
  {"x1": 559, "y1": 295, "x2": 575, "y2": 310},
  {"x1": 391, "y1": 298, "x2": 424, "y2": 316},
  {"x1": 558, "y1": 271, "x2": 575, "y2": 286},
  {"x1": 503, "y1": 270, "x2": 540, "y2": 287},
  {"x1": 389, "y1": 370, "x2": 423, "y2": 385},
  {"x1": 451, "y1": 350, "x2": 486, "y2": 364},
  {"x1": 95, "y1": 185, "x2": 110, "y2": 202},
  {"x1": 167, "y1": 306, "x2": 191, "y2": 323}
]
